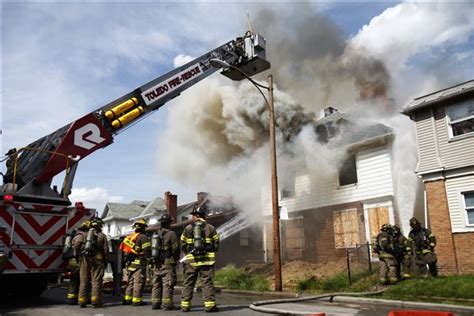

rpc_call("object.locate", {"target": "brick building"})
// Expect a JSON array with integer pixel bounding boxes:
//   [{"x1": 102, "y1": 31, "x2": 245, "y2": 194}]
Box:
[{"x1": 402, "y1": 80, "x2": 474, "y2": 274}]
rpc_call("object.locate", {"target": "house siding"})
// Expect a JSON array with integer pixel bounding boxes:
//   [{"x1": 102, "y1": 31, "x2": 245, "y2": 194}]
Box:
[
  {"x1": 414, "y1": 109, "x2": 442, "y2": 173},
  {"x1": 268, "y1": 146, "x2": 393, "y2": 216},
  {"x1": 445, "y1": 174, "x2": 474, "y2": 233}
]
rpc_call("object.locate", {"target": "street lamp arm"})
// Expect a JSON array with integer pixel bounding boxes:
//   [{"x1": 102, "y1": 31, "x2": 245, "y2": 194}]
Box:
[{"x1": 209, "y1": 58, "x2": 271, "y2": 111}]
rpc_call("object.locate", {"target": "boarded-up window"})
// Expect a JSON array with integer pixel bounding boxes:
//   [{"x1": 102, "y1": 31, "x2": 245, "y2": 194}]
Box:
[
  {"x1": 367, "y1": 206, "x2": 389, "y2": 241},
  {"x1": 333, "y1": 209, "x2": 359, "y2": 248}
]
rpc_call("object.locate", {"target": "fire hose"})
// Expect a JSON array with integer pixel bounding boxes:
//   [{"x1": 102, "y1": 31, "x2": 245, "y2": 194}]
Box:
[{"x1": 249, "y1": 289, "x2": 386, "y2": 315}]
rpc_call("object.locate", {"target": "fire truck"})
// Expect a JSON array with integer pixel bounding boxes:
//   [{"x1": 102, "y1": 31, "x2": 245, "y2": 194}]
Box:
[{"x1": 0, "y1": 30, "x2": 270, "y2": 296}]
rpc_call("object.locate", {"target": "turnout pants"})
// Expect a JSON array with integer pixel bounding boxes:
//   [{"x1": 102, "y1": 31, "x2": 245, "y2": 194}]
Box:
[
  {"x1": 67, "y1": 266, "x2": 80, "y2": 304},
  {"x1": 416, "y1": 252, "x2": 438, "y2": 277},
  {"x1": 78, "y1": 256, "x2": 105, "y2": 305},
  {"x1": 181, "y1": 264, "x2": 216, "y2": 311},
  {"x1": 379, "y1": 256, "x2": 398, "y2": 284},
  {"x1": 124, "y1": 266, "x2": 146, "y2": 305},
  {"x1": 151, "y1": 263, "x2": 177, "y2": 307}
]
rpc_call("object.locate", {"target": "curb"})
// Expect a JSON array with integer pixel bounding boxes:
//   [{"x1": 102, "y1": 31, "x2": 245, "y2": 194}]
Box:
[{"x1": 326, "y1": 296, "x2": 474, "y2": 313}]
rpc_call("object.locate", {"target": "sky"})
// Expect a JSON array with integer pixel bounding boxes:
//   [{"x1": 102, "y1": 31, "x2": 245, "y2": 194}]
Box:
[{"x1": 1, "y1": 1, "x2": 473, "y2": 215}]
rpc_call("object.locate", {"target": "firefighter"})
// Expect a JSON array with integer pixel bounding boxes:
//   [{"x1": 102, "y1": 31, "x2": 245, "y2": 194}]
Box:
[
  {"x1": 391, "y1": 224, "x2": 412, "y2": 280},
  {"x1": 120, "y1": 219, "x2": 151, "y2": 306},
  {"x1": 150, "y1": 214, "x2": 179, "y2": 310},
  {"x1": 77, "y1": 218, "x2": 108, "y2": 308},
  {"x1": 180, "y1": 205, "x2": 220, "y2": 313},
  {"x1": 373, "y1": 224, "x2": 398, "y2": 284},
  {"x1": 408, "y1": 217, "x2": 438, "y2": 277},
  {"x1": 63, "y1": 220, "x2": 90, "y2": 305}
]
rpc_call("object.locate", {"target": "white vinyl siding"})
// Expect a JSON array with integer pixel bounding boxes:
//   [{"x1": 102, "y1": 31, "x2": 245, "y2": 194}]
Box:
[
  {"x1": 445, "y1": 174, "x2": 474, "y2": 233},
  {"x1": 415, "y1": 110, "x2": 443, "y2": 173},
  {"x1": 262, "y1": 146, "x2": 394, "y2": 216}
]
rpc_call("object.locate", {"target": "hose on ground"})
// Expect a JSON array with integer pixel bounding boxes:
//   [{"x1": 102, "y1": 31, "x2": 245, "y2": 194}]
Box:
[{"x1": 249, "y1": 289, "x2": 386, "y2": 315}]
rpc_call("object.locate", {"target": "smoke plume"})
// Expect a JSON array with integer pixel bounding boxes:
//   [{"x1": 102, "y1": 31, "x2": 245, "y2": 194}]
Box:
[{"x1": 157, "y1": 3, "x2": 472, "y2": 232}]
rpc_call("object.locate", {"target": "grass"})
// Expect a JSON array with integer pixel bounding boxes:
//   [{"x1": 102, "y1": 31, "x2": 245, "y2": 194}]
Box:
[
  {"x1": 297, "y1": 269, "x2": 474, "y2": 307},
  {"x1": 382, "y1": 275, "x2": 474, "y2": 306},
  {"x1": 215, "y1": 265, "x2": 270, "y2": 292},
  {"x1": 296, "y1": 268, "x2": 376, "y2": 293}
]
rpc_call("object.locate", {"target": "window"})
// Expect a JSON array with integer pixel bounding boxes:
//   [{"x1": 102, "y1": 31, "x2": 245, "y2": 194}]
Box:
[
  {"x1": 333, "y1": 209, "x2": 360, "y2": 248},
  {"x1": 447, "y1": 100, "x2": 474, "y2": 137},
  {"x1": 338, "y1": 155, "x2": 358, "y2": 186},
  {"x1": 463, "y1": 192, "x2": 474, "y2": 225}
]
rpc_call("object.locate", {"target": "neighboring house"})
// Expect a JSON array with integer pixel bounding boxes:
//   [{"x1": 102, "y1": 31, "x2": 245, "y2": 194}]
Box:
[
  {"x1": 130, "y1": 196, "x2": 166, "y2": 226},
  {"x1": 102, "y1": 200, "x2": 148, "y2": 237},
  {"x1": 402, "y1": 80, "x2": 474, "y2": 274},
  {"x1": 261, "y1": 107, "x2": 411, "y2": 263}
]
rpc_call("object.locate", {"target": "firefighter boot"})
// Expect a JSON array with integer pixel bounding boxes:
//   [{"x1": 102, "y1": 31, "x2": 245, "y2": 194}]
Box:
[{"x1": 152, "y1": 304, "x2": 161, "y2": 310}]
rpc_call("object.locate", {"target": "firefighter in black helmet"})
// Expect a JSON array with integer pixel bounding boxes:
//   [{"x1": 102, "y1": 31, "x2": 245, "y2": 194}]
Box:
[
  {"x1": 180, "y1": 205, "x2": 219, "y2": 313},
  {"x1": 408, "y1": 217, "x2": 437, "y2": 277},
  {"x1": 120, "y1": 219, "x2": 151, "y2": 306},
  {"x1": 150, "y1": 214, "x2": 179, "y2": 310},
  {"x1": 77, "y1": 218, "x2": 108, "y2": 308}
]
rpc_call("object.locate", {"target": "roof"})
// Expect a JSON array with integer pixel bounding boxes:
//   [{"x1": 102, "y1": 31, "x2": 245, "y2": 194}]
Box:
[
  {"x1": 402, "y1": 80, "x2": 474, "y2": 115},
  {"x1": 313, "y1": 110, "x2": 393, "y2": 147},
  {"x1": 132, "y1": 197, "x2": 166, "y2": 220},
  {"x1": 102, "y1": 201, "x2": 149, "y2": 221}
]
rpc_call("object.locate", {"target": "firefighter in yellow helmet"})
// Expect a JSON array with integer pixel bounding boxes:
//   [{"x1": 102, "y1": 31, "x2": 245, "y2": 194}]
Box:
[
  {"x1": 63, "y1": 220, "x2": 90, "y2": 305},
  {"x1": 76, "y1": 218, "x2": 108, "y2": 308},
  {"x1": 180, "y1": 205, "x2": 220, "y2": 313},
  {"x1": 120, "y1": 219, "x2": 151, "y2": 306}
]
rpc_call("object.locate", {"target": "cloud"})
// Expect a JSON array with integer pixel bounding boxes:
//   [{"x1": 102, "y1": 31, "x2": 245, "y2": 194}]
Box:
[
  {"x1": 70, "y1": 187, "x2": 123, "y2": 215},
  {"x1": 174, "y1": 54, "x2": 195, "y2": 67},
  {"x1": 349, "y1": 2, "x2": 474, "y2": 75}
]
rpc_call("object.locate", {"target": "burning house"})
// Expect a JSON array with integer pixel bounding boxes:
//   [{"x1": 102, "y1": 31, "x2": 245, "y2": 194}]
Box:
[{"x1": 261, "y1": 106, "x2": 418, "y2": 263}]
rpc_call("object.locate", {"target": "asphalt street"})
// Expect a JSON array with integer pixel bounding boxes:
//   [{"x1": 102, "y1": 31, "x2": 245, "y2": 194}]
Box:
[{"x1": 1, "y1": 287, "x2": 472, "y2": 316}]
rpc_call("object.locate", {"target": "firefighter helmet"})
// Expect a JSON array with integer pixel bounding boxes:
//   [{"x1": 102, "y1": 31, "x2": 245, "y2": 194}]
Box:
[
  {"x1": 132, "y1": 219, "x2": 148, "y2": 229},
  {"x1": 191, "y1": 205, "x2": 206, "y2": 218},
  {"x1": 91, "y1": 218, "x2": 103, "y2": 229},
  {"x1": 381, "y1": 223, "x2": 392, "y2": 232},
  {"x1": 409, "y1": 217, "x2": 421, "y2": 229},
  {"x1": 159, "y1": 214, "x2": 172, "y2": 224},
  {"x1": 79, "y1": 220, "x2": 91, "y2": 231}
]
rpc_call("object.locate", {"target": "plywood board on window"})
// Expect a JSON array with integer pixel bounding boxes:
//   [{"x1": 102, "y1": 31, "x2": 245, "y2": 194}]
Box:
[
  {"x1": 368, "y1": 206, "x2": 389, "y2": 240},
  {"x1": 333, "y1": 209, "x2": 359, "y2": 248}
]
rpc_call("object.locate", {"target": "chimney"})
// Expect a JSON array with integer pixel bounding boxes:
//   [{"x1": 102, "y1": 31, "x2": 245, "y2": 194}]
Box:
[
  {"x1": 164, "y1": 191, "x2": 177, "y2": 224},
  {"x1": 324, "y1": 106, "x2": 338, "y2": 117},
  {"x1": 197, "y1": 192, "x2": 209, "y2": 205}
]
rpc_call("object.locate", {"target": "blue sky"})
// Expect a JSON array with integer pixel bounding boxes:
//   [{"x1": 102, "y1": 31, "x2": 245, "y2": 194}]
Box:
[{"x1": 1, "y1": 1, "x2": 473, "y2": 212}]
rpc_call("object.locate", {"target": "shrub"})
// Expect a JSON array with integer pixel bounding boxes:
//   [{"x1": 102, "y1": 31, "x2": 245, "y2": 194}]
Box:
[{"x1": 215, "y1": 265, "x2": 270, "y2": 292}]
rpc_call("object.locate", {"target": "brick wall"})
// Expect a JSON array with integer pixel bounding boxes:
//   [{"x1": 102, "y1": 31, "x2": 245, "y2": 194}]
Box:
[
  {"x1": 453, "y1": 233, "x2": 474, "y2": 274},
  {"x1": 425, "y1": 180, "x2": 459, "y2": 274}
]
